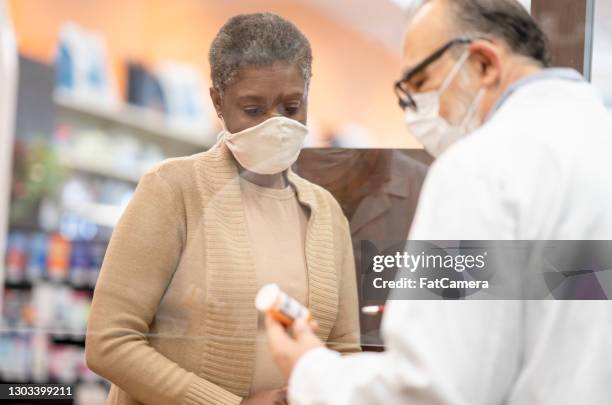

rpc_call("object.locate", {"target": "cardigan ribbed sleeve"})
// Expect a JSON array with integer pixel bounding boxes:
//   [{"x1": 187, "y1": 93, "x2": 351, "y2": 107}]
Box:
[
  {"x1": 326, "y1": 216, "x2": 362, "y2": 355},
  {"x1": 85, "y1": 170, "x2": 242, "y2": 405}
]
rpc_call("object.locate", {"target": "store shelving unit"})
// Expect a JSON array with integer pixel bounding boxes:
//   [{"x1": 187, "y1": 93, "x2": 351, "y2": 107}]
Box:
[
  {"x1": 54, "y1": 89, "x2": 215, "y2": 159},
  {"x1": 52, "y1": 88, "x2": 218, "y2": 228},
  {"x1": 57, "y1": 154, "x2": 141, "y2": 184},
  {"x1": 54, "y1": 89, "x2": 212, "y2": 147},
  {"x1": 2, "y1": 56, "x2": 216, "y2": 403},
  {"x1": 0, "y1": 0, "x2": 18, "y2": 318}
]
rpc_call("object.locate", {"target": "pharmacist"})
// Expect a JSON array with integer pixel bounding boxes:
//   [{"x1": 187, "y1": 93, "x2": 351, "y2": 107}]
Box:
[{"x1": 266, "y1": 0, "x2": 612, "y2": 404}]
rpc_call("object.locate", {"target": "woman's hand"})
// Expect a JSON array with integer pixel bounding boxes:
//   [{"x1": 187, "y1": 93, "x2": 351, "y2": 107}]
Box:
[{"x1": 241, "y1": 387, "x2": 287, "y2": 405}]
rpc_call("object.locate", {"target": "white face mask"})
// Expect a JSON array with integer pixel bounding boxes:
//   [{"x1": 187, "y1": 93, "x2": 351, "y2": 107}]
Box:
[
  {"x1": 219, "y1": 116, "x2": 308, "y2": 175},
  {"x1": 405, "y1": 51, "x2": 484, "y2": 157}
]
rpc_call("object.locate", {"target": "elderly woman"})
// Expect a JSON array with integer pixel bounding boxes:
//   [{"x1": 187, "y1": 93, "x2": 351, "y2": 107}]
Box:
[{"x1": 85, "y1": 12, "x2": 360, "y2": 405}]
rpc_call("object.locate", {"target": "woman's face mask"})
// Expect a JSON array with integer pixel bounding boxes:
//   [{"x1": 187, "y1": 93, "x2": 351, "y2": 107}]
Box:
[
  {"x1": 405, "y1": 51, "x2": 484, "y2": 157},
  {"x1": 219, "y1": 116, "x2": 308, "y2": 175}
]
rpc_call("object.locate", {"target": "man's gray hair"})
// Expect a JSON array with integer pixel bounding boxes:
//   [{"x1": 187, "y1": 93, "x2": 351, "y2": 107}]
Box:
[
  {"x1": 439, "y1": 0, "x2": 552, "y2": 66},
  {"x1": 209, "y1": 13, "x2": 313, "y2": 94}
]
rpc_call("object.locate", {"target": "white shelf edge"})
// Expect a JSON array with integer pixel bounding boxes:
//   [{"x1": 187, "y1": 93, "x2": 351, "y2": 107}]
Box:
[
  {"x1": 53, "y1": 89, "x2": 215, "y2": 148},
  {"x1": 58, "y1": 154, "x2": 142, "y2": 184}
]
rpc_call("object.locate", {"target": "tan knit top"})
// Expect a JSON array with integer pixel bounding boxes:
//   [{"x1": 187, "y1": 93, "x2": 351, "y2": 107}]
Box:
[{"x1": 85, "y1": 141, "x2": 361, "y2": 405}]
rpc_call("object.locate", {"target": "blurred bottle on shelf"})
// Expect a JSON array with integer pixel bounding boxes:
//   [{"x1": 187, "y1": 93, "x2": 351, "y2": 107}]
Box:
[
  {"x1": 54, "y1": 121, "x2": 167, "y2": 185},
  {"x1": 0, "y1": 333, "x2": 32, "y2": 381},
  {"x1": 69, "y1": 241, "x2": 90, "y2": 287},
  {"x1": 155, "y1": 61, "x2": 215, "y2": 137},
  {"x1": 56, "y1": 22, "x2": 117, "y2": 106},
  {"x1": 31, "y1": 332, "x2": 50, "y2": 383},
  {"x1": 127, "y1": 60, "x2": 216, "y2": 143},
  {"x1": 2, "y1": 289, "x2": 32, "y2": 327},
  {"x1": 27, "y1": 232, "x2": 48, "y2": 281},
  {"x1": 126, "y1": 62, "x2": 166, "y2": 114},
  {"x1": 88, "y1": 242, "x2": 106, "y2": 286},
  {"x1": 5, "y1": 231, "x2": 27, "y2": 283},
  {"x1": 49, "y1": 344, "x2": 78, "y2": 383},
  {"x1": 4, "y1": 226, "x2": 108, "y2": 288},
  {"x1": 47, "y1": 234, "x2": 71, "y2": 281}
]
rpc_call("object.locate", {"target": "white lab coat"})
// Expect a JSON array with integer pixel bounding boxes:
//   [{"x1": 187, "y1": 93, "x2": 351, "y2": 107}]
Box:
[{"x1": 288, "y1": 73, "x2": 612, "y2": 405}]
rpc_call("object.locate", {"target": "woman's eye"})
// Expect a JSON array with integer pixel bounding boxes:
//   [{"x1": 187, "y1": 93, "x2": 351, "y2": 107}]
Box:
[
  {"x1": 284, "y1": 105, "x2": 300, "y2": 116},
  {"x1": 244, "y1": 107, "x2": 263, "y2": 116}
]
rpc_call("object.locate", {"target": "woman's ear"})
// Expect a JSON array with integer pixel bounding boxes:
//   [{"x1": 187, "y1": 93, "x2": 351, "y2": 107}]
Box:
[
  {"x1": 468, "y1": 40, "x2": 503, "y2": 88},
  {"x1": 209, "y1": 87, "x2": 223, "y2": 117}
]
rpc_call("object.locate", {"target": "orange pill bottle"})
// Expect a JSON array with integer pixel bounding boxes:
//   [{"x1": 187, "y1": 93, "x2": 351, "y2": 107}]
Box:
[{"x1": 255, "y1": 283, "x2": 310, "y2": 327}]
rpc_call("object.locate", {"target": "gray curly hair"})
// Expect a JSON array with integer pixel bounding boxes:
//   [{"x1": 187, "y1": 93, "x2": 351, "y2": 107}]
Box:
[{"x1": 209, "y1": 13, "x2": 313, "y2": 95}]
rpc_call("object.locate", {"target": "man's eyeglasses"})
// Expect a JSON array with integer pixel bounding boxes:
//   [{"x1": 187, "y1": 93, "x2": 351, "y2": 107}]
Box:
[{"x1": 394, "y1": 37, "x2": 474, "y2": 112}]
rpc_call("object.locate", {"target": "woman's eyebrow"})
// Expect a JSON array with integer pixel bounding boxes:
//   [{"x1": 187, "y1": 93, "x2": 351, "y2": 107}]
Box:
[
  {"x1": 281, "y1": 91, "x2": 305, "y2": 101},
  {"x1": 287, "y1": 91, "x2": 304, "y2": 97},
  {"x1": 237, "y1": 95, "x2": 266, "y2": 103}
]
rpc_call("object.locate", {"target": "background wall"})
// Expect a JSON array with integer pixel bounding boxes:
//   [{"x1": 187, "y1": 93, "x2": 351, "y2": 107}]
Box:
[
  {"x1": 8, "y1": 0, "x2": 418, "y2": 148},
  {"x1": 592, "y1": 0, "x2": 612, "y2": 108}
]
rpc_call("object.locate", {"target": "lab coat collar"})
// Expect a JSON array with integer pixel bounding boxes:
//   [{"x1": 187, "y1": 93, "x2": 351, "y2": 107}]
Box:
[{"x1": 486, "y1": 68, "x2": 584, "y2": 122}]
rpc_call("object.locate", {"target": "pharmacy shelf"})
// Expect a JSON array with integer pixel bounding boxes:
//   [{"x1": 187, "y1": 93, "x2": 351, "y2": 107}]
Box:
[
  {"x1": 0, "y1": 326, "x2": 87, "y2": 340},
  {"x1": 4, "y1": 279, "x2": 95, "y2": 292},
  {"x1": 51, "y1": 333, "x2": 86, "y2": 346},
  {"x1": 58, "y1": 153, "x2": 141, "y2": 184},
  {"x1": 54, "y1": 89, "x2": 215, "y2": 149},
  {"x1": 70, "y1": 202, "x2": 124, "y2": 229}
]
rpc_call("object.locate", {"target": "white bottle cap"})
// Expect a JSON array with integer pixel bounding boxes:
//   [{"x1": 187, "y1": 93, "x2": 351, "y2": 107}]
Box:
[
  {"x1": 255, "y1": 283, "x2": 280, "y2": 311},
  {"x1": 361, "y1": 305, "x2": 383, "y2": 315}
]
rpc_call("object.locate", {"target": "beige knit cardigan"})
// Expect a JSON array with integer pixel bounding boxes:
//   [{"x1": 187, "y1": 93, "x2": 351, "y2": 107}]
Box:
[{"x1": 85, "y1": 141, "x2": 361, "y2": 405}]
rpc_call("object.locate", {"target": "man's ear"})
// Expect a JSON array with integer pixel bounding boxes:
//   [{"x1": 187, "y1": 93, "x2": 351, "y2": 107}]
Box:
[
  {"x1": 209, "y1": 87, "x2": 223, "y2": 117},
  {"x1": 468, "y1": 40, "x2": 503, "y2": 88}
]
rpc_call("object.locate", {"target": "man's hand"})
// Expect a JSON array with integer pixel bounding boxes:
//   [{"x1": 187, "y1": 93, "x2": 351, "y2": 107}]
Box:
[
  {"x1": 265, "y1": 315, "x2": 325, "y2": 379},
  {"x1": 240, "y1": 387, "x2": 287, "y2": 405}
]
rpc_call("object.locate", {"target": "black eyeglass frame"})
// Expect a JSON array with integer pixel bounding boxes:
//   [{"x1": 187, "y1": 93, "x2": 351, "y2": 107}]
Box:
[{"x1": 394, "y1": 37, "x2": 474, "y2": 111}]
